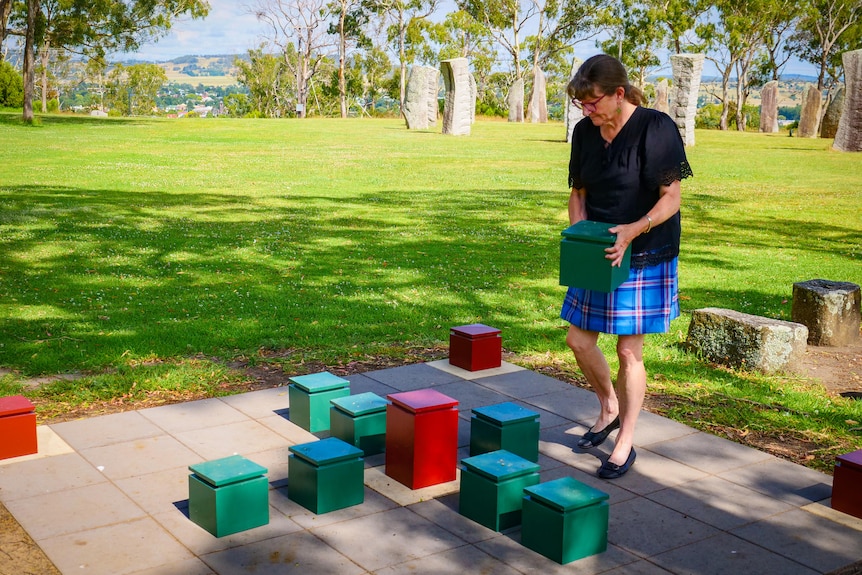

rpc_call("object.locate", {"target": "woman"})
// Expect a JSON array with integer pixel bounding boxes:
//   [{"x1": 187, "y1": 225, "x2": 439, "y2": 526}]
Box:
[{"x1": 563, "y1": 54, "x2": 692, "y2": 479}]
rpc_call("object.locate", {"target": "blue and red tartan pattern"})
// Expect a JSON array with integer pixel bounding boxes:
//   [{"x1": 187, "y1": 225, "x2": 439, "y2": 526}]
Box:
[{"x1": 560, "y1": 258, "x2": 680, "y2": 335}]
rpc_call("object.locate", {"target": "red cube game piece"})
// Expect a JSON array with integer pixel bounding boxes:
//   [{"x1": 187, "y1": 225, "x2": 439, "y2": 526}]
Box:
[
  {"x1": 832, "y1": 449, "x2": 862, "y2": 519},
  {"x1": 0, "y1": 395, "x2": 37, "y2": 460},
  {"x1": 449, "y1": 324, "x2": 502, "y2": 372}
]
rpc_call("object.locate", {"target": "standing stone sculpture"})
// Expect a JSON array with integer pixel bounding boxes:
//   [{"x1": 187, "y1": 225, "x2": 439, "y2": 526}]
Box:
[
  {"x1": 797, "y1": 84, "x2": 822, "y2": 138},
  {"x1": 441, "y1": 58, "x2": 472, "y2": 136},
  {"x1": 527, "y1": 66, "x2": 548, "y2": 123},
  {"x1": 759, "y1": 80, "x2": 779, "y2": 133},
  {"x1": 654, "y1": 79, "x2": 669, "y2": 114},
  {"x1": 508, "y1": 78, "x2": 524, "y2": 123},
  {"x1": 468, "y1": 73, "x2": 477, "y2": 124},
  {"x1": 403, "y1": 65, "x2": 439, "y2": 130},
  {"x1": 670, "y1": 54, "x2": 704, "y2": 146},
  {"x1": 834, "y1": 49, "x2": 862, "y2": 152},
  {"x1": 820, "y1": 87, "x2": 844, "y2": 139}
]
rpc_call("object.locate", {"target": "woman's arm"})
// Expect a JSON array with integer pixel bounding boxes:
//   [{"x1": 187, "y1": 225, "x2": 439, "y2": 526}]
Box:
[
  {"x1": 568, "y1": 186, "x2": 588, "y2": 226},
  {"x1": 605, "y1": 179, "x2": 681, "y2": 267}
]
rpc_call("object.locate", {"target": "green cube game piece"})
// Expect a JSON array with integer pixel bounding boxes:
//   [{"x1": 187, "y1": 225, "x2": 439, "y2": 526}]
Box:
[
  {"x1": 521, "y1": 477, "x2": 609, "y2": 564},
  {"x1": 470, "y1": 402, "x2": 540, "y2": 462},
  {"x1": 330, "y1": 392, "x2": 388, "y2": 455},
  {"x1": 459, "y1": 449, "x2": 540, "y2": 531},
  {"x1": 188, "y1": 455, "x2": 269, "y2": 538},
  {"x1": 288, "y1": 372, "x2": 350, "y2": 432},
  {"x1": 559, "y1": 220, "x2": 631, "y2": 292},
  {"x1": 288, "y1": 437, "x2": 364, "y2": 514}
]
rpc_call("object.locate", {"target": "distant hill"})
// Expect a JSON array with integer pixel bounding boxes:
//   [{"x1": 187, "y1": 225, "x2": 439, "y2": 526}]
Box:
[{"x1": 115, "y1": 54, "x2": 248, "y2": 87}]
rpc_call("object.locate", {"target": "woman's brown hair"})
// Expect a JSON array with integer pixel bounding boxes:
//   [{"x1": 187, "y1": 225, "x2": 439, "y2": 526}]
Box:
[{"x1": 567, "y1": 54, "x2": 646, "y2": 106}]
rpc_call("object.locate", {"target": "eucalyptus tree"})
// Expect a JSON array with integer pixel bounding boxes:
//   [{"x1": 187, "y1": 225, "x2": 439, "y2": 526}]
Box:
[
  {"x1": 105, "y1": 62, "x2": 167, "y2": 115},
  {"x1": 431, "y1": 9, "x2": 496, "y2": 102},
  {"x1": 648, "y1": 0, "x2": 704, "y2": 54},
  {"x1": 600, "y1": 0, "x2": 662, "y2": 86},
  {"x1": 790, "y1": 0, "x2": 861, "y2": 90},
  {"x1": 252, "y1": 0, "x2": 336, "y2": 118},
  {"x1": 329, "y1": 0, "x2": 368, "y2": 117},
  {"x1": 235, "y1": 46, "x2": 293, "y2": 116},
  {"x1": 367, "y1": 0, "x2": 440, "y2": 113},
  {"x1": 7, "y1": 0, "x2": 209, "y2": 122}
]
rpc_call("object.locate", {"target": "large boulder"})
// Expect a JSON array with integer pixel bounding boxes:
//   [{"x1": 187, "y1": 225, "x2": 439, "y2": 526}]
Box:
[
  {"x1": 759, "y1": 80, "x2": 779, "y2": 133},
  {"x1": 441, "y1": 58, "x2": 472, "y2": 136},
  {"x1": 798, "y1": 84, "x2": 822, "y2": 138},
  {"x1": 833, "y1": 49, "x2": 862, "y2": 152},
  {"x1": 685, "y1": 308, "x2": 808, "y2": 374},
  {"x1": 404, "y1": 65, "x2": 438, "y2": 130}
]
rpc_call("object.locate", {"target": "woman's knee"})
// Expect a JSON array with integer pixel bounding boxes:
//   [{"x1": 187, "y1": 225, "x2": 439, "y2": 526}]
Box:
[
  {"x1": 566, "y1": 326, "x2": 598, "y2": 355},
  {"x1": 616, "y1": 336, "x2": 645, "y2": 365}
]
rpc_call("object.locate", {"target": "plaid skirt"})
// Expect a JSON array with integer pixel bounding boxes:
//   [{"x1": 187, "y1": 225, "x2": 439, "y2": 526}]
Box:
[{"x1": 560, "y1": 258, "x2": 680, "y2": 335}]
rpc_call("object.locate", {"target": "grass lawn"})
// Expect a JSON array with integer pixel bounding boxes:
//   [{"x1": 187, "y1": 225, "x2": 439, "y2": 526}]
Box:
[{"x1": 0, "y1": 112, "x2": 860, "y2": 472}]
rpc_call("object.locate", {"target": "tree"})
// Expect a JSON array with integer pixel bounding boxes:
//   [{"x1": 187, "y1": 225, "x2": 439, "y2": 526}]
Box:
[
  {"x1": 329, "y1": 0, "x2": 368, "y2": 117},
  {"x1": 0, "y1": 58, "x2": 23, "y2": 106},
  {"x1": 599, "y1": 0, "x2": 662, "y2": 87},
  {"x1": 9, "y1": 0, "x2": 209, "y2": 122},
  {"x1": 369, "y1": 0, "x2": 440, "y2": 113},
  {"x1": 791, "y1": 0, "x2": 862, "y2": 90},
  {"x1": 648, "y1": 0, "x2": 704, "y2": 54},
  {"x1": 252, "y1": 0, "x2": 334, "y2": 118},
  {"x1": 235, "y1": 46, "x2": 293, "y2": 117},
  {"x1": 105, "y1": 63, "x2": 166, "y2": 115},
  {"x1": 432, "y1": 9, "x2": 496, "y2": 106}
]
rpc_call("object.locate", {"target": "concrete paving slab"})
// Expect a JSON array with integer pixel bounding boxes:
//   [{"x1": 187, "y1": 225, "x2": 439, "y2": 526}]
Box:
[
  {"x1": 125, "y1": 557, "x2": 216, "y2": 575},
  {"x1": 344, "y1": 372, "x2": 400, "y2": 397},
  {"x1": 113, "y1": 465, "x2": 191, "y2": 516},
  {"x1": 731, "y1": 508, "x2": 862, "y2": 573},
  {"x1": 646, "y1": 475, "x2": 796, "y2": 530},
  {"x1": 434, "y1": 379, "x2": 514, "y2": 411},
  {"x1": 427, "y1": 359, "x2": 524, "y2": 380},
  {"x1": 50, "y1": 411, "x2": 164, "y2": 450},
  {"x1": 407, "y1": 494, "x2": 500, "y2": 544},
  {"x1": 644, "y1": 430, "x2": 774, "y2": 474},
  {"x1": 474, "y1": 530, "x2": 640, "y2": 575},
  {"x1": 174, "y1": 419, "x2": 289, "y2": 460},
  {"x1": 78, "y1": 434, "x2": 200, "y2": 480},
  {"x1": 275, "y1": 484, "x2": 400, "y2": 530},
  {"x1": 521, "y1": 387, "x2": 596, "y2": 425},
  {"x1": 256, "y1": 413, "x2": 318, "y2": 445},
  {"x1": 199, "y1": 531, "x2": 365, "y2": 575},
  {"x1": 374, "y1": 544, "x2": 522, "y2": 575},
  {"x1": 649, "y1": 532, "x2": 819, "y2": 575},
  {"x1": 0, "y1": 452, "x2": 107, "y2": 500},
  {"x1": 600, "y1": 559, "x2": 677, "y2": 574},
  {"x1": 608, "y1": 496, "x2": 720, "y2": 558},
  {"x1": 718, "y1": 458, "x2": 834, "y2": 506},
  {"x1": 38, "y1": 516, "x2": 194, "y2": 575},
  {"x1": 138, "y1": 397, "x2": 251, "y2": 434},
  {"x1": 538, "y1": 461, "x2": 639, "y2": 505},
  {"x1": 311, "y1": 507, "x2": 467, "y2": 571},
  {"x1": 218, "y1": 386, "x2": 291, "y2": 419},
  {"x1": 5, "y1": 482, "x2": 146, "y2": 540},
  {"x1": 472, "y1": 369, "x2": 576, "y2": 398},
  {"x1": 364, "y1": 465, "x2": 461, "y2": 507},
  {"x1": 603, "y1": 447, "x2": 710, "y2": 496},
  {"x1": 631, "y1": 411, "x2": 699, "y2": 446},
  {"x1": 363, "y1": 363, "x2": 464, "y2": 390}
]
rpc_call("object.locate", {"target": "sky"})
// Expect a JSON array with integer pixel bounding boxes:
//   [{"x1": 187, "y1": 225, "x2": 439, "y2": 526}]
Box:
[{"x1": 125, "y1": 0, "x2": 818, "y2": 78}]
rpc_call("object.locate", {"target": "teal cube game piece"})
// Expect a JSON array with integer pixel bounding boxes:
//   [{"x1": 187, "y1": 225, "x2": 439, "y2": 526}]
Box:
[
  {"x1": 288, "y1": 437, "x2": 364, "y2": 514},
  {"x1": 330, "y1": 392, "x2": 388, "y2": 456},
  {"x1": 288, "y1": 372, "x2": 350, "y2": 432},
  {"x1": 459, "y1": 450, "x2": 540, "y2": 531},
  {"x1": 470, "y1": 402, "x2": 540, "y2": 462},
  {"x1": 188, "y1": 455, "x2": 269, "y2": 538},
  {"x1": 521, "y1": 477, "x2": 609, "y2": 564},
  {"x1": 560, "y1": 220, "x2": 631, "y2": 292}
]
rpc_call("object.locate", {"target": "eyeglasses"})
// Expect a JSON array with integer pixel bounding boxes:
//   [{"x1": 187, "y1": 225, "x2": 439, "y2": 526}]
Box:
[{"x1": 571, "y1": 93, "x2": 607, "y2": 113}]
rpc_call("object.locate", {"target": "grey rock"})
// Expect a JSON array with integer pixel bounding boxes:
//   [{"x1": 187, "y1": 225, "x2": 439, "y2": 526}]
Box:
[
  {"x1": 441, "y1": 58, "x2": 472, "y2": 135},
  {"x1": 508, "y1": 78, "x2": 524, "y2": 123},
  {"x1": 404, "y1": 65, "x2": 438, "y2": 130},
  {"x1": 833, "y1": 49, "x2": 862, "y2": 151},
  {"x1": 820, "y1": 86, "x2": 843, "y2": 139},
  {"x1": 654, "y1": 79, "x2": 669, "y2": 114},
  {"x1": 670, "y1": 54, "x2": 704, "y2": 146},
  {"x1": 527, "y1": 66, "x2": 548, "y2": 123},
  {"x1": 798, "y1": 84, "x2": 822, "y2": 138},
  {"x1": 792, "y1": 279, "x2": 861, "y2": 346},
  {"x1": 759, "y1": 80, "x2": 779, "y2": 133}
]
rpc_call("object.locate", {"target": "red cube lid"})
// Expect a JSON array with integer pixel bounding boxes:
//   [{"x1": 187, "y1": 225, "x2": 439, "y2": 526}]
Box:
[
  {"x1": 0, "y1": 395, "x2": 35, "y2": 417},
  {"x1": 388, "y1": 389, "x2": 458, "y2": 413},
  {"x1": 450, "y1": 323, "x2": 501, "y2": 339},
  {"x1": 837, "y1": 449, "x2": 862, "y2": 471}
]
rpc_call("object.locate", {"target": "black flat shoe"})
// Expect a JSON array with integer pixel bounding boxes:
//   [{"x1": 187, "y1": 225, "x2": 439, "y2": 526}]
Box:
[
  {"x1": 576, "y1": 416, "x2": 620, "y2": 450},
  {"x1": 598, "y1": 448, "x2": 636, "y2": 479}
]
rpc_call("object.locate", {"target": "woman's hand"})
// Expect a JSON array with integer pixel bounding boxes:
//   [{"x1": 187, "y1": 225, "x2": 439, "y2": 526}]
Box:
[{"x1": 606, "y1": 221, "x2": 644, "y2": 267}]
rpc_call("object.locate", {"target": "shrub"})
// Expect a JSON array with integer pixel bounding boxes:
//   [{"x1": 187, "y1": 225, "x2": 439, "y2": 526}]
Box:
[{"x1": 0, "y1": 61, "x2": 24, "y2": 108}]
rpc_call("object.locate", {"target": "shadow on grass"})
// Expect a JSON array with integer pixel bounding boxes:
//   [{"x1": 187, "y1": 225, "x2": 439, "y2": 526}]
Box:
[{"x1": 0, "y1": 111, "x2": 154, "y2": 127}]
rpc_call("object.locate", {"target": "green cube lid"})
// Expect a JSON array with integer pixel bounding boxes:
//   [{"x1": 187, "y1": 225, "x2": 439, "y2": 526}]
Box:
[
  {"x1": 473, "y1": 402, "x2": 538, "y2": 425},
  {"x1": 388, "y1": 389, "x2": 459, "y2": 413},
  {"x1": 461, "y1": 449, "x2": 540, "y2": 481},
  {"x1": 189, "y1": 455, "x2": 267, "y2": 487},
  {"x1": 331, "y1": 392, "x2": 389, "y2": 416},
  {"x1": 289, "y1": 371, "x2": 350, "y2": 393},
  {"x1": 524, "y1": 477, "x2": 608, "y2": 512},
  {"x1": 289, "y1": 437, "x2": 363, "y2": 465},
  {"x1": 561, "y1": 220, "x2": 617, "y2": 245}
]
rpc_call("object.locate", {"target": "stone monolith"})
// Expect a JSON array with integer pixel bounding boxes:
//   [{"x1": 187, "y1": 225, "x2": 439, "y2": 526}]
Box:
[
  {"x1": 833, "y1": 49, "x2": 862, "y2": 151},
  {"x1": 797, "y1": 84, "x2": 822, "y2": 138},
  {"x1": 527, "y1": 66, "x2": 548, "y2": 123},
  {"x1": 820, "y1": 87, "x2": 844, "y2": 139},
  {"x1": 759, "y1": 80, "x2": 779, "y2": 133},
  {"x1": 654, "y1": 79, "x2": 669, "y2": 114},
  {"x1": 441, "y1": 58, "x2": 472, "y2": 136},
  {"x1": 508, "y1": 78, "x2": 524, "y2": 123},
  {"x1": 670, "y1": 54, "x2": 704, "y2": 146},
  {"x1": 404, "y1": 65, "x2": 438, "y2": 130}
]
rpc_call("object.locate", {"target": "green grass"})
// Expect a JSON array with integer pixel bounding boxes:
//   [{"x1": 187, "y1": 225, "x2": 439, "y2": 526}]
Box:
[{"x1": 1, "y1": 112, "x2": 860, "y2": 472}]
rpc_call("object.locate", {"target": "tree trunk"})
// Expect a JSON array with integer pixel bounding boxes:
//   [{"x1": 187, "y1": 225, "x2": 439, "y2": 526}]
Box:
[
  {"x1": 398, "y1": 13, "x2": 406, "y2": 114},
  {"x1": 40, "y1": 41, "x2": 50, "y2": 112},
  {"x1": 338, "y1": 4, "x2": 347, "y2": 118},
  {"x1": 22, "y1": 0, "x2": 38, "y2": 122},
  {"x1": 0, "y1": 0, "x2": 12, "y2": 59}
]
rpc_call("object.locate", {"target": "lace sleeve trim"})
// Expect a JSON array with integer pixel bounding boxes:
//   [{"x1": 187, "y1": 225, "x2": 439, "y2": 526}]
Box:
[{"x1": 658, "y1": 160, "x2": 694, "y2": 187}]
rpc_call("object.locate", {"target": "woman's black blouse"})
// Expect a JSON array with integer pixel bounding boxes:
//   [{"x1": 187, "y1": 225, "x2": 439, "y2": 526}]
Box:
[{"x1": 568, "y1": 107, "x2": 693, "y2": 268}]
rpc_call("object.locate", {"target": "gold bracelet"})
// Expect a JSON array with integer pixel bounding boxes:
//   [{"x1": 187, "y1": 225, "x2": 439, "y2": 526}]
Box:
[{"x1": 644, "y1": 215, "x2": 653, "y2": 234}]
